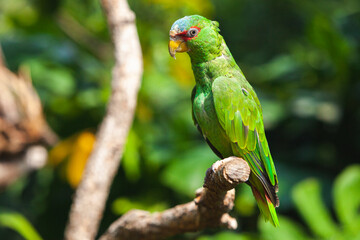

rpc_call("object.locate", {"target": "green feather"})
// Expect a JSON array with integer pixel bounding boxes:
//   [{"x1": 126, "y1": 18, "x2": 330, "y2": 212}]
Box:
[{"x1": 170, "y1": 15, "x2": 280, "y2": 226}]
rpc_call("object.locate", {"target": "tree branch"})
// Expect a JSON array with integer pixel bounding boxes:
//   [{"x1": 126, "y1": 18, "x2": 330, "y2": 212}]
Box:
[
  {"x1": 0, "y1": 61, "x2": 57, "y2": 188},
  {"x1": 64, "y1": 0, "x2": 143, "y2": 239},
  {"x1": 0, "y1": 145, "x2": 48, "y2": 188},
  {"x1": 99, "y1": 157, "x2": 251, "y2": 240}
]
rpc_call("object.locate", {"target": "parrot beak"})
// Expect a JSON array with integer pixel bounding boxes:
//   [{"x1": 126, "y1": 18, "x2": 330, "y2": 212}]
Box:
[{"x1": 168, "y1": 36, "x2": 188, "y2": 59}]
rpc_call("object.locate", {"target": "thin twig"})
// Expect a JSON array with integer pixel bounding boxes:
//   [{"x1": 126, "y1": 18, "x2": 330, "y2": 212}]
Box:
[
  {"x1": 64, "y1": 0, "x2": 143, "y2": 239},
  {"x1": 56, "y1": 11, "x2": 112, "y2": 60},
  {"x1": 99, "y1": 157, "x2": 251, "y2": 240}
]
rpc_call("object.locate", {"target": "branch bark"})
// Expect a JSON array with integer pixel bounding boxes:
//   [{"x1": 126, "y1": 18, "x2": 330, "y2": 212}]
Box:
[
  {"x1": 64, "y1": 0, "x2": 143, "y2": 239},
  {"x1": 99, "y1": 157, "x2": 251, "y2": 240},
  {"x1": 0, "y1": 145, "x2": 48, "y2": 188},
  {"x1": 0, "y1": 52, "x2": 57, "y2": 188}
]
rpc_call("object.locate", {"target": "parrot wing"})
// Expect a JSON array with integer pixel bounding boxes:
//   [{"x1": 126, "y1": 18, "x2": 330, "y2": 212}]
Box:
[
  {"x1": 191, "y1": 86, "x2": 224, "y2": 159},
  {"x1": 212, "y1": 76, "x2": 278, "y2": 206}
]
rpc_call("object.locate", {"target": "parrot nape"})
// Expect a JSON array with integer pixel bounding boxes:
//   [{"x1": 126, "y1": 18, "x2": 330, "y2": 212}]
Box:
[{"x1": 168, "y1": 15, "x2": 279, "y2": 226}]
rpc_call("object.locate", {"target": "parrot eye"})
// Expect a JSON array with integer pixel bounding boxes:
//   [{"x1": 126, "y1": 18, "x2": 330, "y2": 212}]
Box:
[{"x1": 187, "y1": 28, "x2": 199, "y2": 38}]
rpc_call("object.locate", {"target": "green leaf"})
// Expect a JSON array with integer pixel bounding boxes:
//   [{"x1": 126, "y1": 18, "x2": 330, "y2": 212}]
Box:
[
  {"x1": 122, "y1": 130, "x2": 141, "y2": 182},
  {"x1": 0, "y1": 209, "x2": 43, "y2": 240},
  {"x1": 112, "y1": 197, "x2": 168, "y2": 215},
  {"x1": 160, "y1": 145, "x2": 217, "y2": 197},
  {"x1": 255, "y1": 55, "x2": 299, "y2": 81},
  {"x1": 234, "y1": 185, "x2": 256, "y2": 216},
  {"x1": 197, "y1": 231, "x2": 255, "y2": 240},
  {"x1": 26, "y1": 59, "x2": 76, "y2": 97},
  {"x1": 334, "y1": 165, "x2": 360, "y2": 235},
  {"x1": 76, "y1": 89, "x2": 104, "y2": 109},
  {"x1": 292, "y1": 179, "x2": 340, "y2": 239},
  {"x1": 259, "y1": 216, "x2": 309, "y2": 240}
]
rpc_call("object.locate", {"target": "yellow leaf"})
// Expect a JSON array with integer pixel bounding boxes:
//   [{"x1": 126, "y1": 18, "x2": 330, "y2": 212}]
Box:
[
  {"x1": 48, "y1": 136, "x2": 76, "y2": 166},
  {"x1": 66, "y1": 131, "x2": 96, "y2": 188}
]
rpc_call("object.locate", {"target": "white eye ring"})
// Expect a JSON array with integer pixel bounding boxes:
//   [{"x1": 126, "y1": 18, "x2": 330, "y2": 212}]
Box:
[{"x1": 187, "y1": 28, "x2": 199, "y2": 38}]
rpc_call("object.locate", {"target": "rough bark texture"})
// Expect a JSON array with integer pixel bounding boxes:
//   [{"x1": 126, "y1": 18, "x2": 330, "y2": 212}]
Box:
[
  {"x1": 64, "y1": 0, "x2": 143, "y2": 239},
  {"x1": 0, "y1": 145, "x2": 48, "y2": 188},
  {"x1": 0, "y1": 55, "x2": 57, "y2": 188},
  {"x1": 0, "y1": 66, "x2": 56, "y2": 155},
  {"x1": 99, "y1": 157, "x2": 251, "y2": 240}
]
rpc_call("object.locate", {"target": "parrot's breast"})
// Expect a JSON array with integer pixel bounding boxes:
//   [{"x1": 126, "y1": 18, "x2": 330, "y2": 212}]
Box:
[{"x1": 192, "y1": 88, "x2": 233, "y2": 158}]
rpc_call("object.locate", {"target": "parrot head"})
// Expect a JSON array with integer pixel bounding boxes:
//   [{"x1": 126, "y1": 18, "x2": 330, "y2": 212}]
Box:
[{"x1": 168, "y1": 15, "x2": 222, "y2": 62}]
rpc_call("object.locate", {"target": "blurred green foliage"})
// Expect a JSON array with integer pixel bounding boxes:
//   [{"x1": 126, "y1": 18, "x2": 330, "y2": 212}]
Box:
[
  {"x1": 0, "y1": 209, "x2": 43, "y2": 240},
  {"x1": 260, "y1": 165, "x2": 360, "y2": 240},
  {"x1": 0, "y1": 0, "x2": 359, "y2": 239},
  {"x1": 201, "y1": 165, "x2": 360, "y2": 240}
]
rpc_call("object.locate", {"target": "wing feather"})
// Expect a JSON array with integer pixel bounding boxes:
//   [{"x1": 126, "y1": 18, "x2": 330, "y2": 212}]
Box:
[{"x1": 212, "y1": 76, "x2": 278, "y2": 206}]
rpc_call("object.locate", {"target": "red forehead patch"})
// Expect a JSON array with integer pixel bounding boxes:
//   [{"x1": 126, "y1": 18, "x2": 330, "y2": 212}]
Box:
[{"x1": 176, "y1": 26, "x2": 201, "y2": 41}]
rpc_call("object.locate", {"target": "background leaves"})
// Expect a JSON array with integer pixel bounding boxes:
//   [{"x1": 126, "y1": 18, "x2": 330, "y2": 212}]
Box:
[{"x1": 0, "y1": 0, "x2": 359, "y2": 239}]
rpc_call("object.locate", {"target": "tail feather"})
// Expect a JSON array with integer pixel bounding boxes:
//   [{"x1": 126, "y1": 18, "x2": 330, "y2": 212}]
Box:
[{"x1": 251, "y1": 184, "x2": 279, "y2": 227}]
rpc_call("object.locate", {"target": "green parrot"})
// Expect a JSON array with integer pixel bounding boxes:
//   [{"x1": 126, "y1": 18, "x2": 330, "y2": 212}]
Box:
[{"x1": 168, "y1": 15, "x2": 279, "y2": 226}]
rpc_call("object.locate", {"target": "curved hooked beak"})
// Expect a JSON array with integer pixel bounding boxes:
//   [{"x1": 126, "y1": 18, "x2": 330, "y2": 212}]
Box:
[{"x1": 168, "y1": 36, "x2": 188, "y2": 59}]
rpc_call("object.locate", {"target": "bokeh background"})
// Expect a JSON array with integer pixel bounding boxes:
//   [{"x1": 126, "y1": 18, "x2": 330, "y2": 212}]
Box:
[{"x1": 1, "y1": 0, "x2": 360, "y2": 239}]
